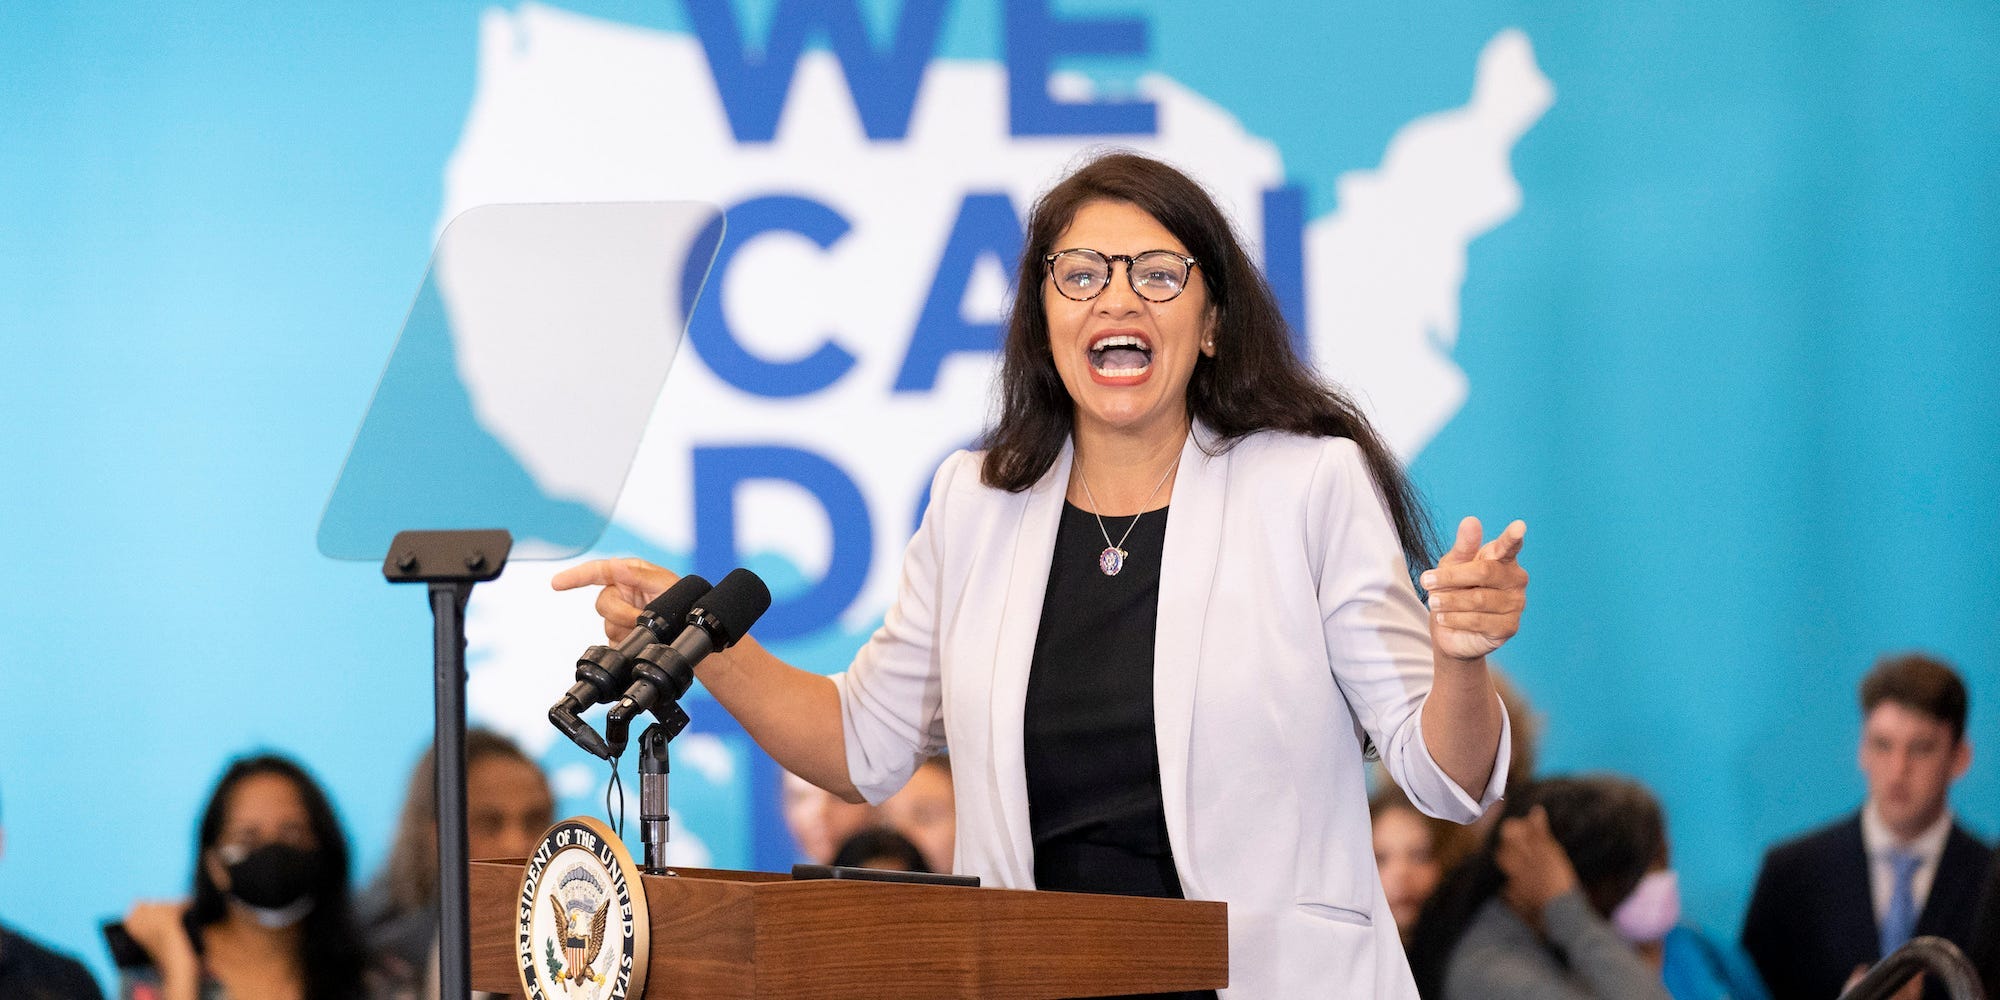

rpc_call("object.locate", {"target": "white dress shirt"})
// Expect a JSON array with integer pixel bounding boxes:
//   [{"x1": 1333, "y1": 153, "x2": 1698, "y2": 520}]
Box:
[{"x1": 1861, "y1": 801, "x2": 1954, "y2": 926}]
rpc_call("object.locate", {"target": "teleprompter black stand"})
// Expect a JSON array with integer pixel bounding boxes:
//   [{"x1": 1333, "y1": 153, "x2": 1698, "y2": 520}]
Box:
[
  {"x1": 381, "y1": 528, "x2": 510, "y2": 1000},
  {"x1": 318, "y1": 199, "x2": 728, "y2": 1000}
]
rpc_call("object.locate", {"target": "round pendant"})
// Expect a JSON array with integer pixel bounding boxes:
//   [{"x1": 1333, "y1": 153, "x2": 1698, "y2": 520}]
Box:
[{"x1": 1098, "y1": 546, "x2": 1126, "y2": 576}]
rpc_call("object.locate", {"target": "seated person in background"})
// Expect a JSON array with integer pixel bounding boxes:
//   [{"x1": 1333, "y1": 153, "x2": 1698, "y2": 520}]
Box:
[
  {"x1": 876, "y1": 754, "x2": 954, "y2": 874},
  {"x1": 830, "y1": 828, "x2": 932, "y2": 873},
  {"x1": 1406, "y1": 775, "x2": 1675, "y2": 1000},
  {"x1": 1740, "y1": 653, "x2": 1988, "y2": 1000},
  {"x1": 359, "y1": 729, "x2": 553, "y2": 1000},
  {"x1": 1660, "y1": 920, "x2": 1771, "y2": 1000},
  {"x1": 119, "y1": 754, "x2": 366, "y2": 1000},
  {"x1": 1371, "y1": 783, "x2": 1448, "y2": 946},
  {"x1": 780, "y1": 768, "x2": 876, "y2": 865},
  {"x1": 0, "y1": 784, "x2": 105, "y2": 1000}
]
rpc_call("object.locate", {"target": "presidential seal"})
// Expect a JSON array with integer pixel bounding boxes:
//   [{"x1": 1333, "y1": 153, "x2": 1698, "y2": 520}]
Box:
[{"x1": 516, "y1": 816, "x2": 649, "y2": 1000}]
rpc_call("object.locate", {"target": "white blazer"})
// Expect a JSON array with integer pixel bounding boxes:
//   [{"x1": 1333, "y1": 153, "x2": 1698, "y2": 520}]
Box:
[{"x1": 832, "y1": 424, "x2": 1510, "y2": 999}]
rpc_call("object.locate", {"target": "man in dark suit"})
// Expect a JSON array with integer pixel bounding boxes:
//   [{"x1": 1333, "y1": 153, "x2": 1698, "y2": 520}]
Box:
[
  {"x1": 1971, "y1": 854, "x2": 1999, "y2": 1000},
  {"x1": 1742, "y1": 654, "x2": 1988, "y2": 1000}
]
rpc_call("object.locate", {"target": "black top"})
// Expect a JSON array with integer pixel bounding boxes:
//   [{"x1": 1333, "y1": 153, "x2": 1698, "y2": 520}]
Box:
[
  {"x1": 1024, "y1": 501, "x2": 1214, "y2": 1000},
  {"x1": 0, "y1": 923, "x2": 104, "y2": 1000}
]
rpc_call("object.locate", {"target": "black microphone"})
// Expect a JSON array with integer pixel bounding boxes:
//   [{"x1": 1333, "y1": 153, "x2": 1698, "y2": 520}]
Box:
[
  {"x1": 603, "y1": 568, "x2": 772, "y2": 756},
  {"x1": 549, "y1": 573, "x2": 712, "y2": 758}
]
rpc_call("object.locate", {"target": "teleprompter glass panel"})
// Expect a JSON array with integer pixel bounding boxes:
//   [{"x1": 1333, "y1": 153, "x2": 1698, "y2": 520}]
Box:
[{"x1": 318, "y1": 201, "x2": 725, "y2": 561}]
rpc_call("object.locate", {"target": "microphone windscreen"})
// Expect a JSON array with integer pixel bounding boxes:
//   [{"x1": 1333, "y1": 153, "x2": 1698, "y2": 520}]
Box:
[
  {"x1": 646, "y1": 573, "x2": 713, "y2": 623},
  {"x1": 695, "y1": 568, "x2": 773, "y2": 647},
  {"x1": 636, "y1": 576, "x2": 716, "y2": 644}
]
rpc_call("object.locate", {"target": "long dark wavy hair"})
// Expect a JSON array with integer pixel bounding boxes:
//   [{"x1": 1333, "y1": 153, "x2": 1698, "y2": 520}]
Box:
[
  {"x1": 981, "y1": 150, "x2": 1437, "y2": 573},
  {"x1": 1404, "y1": 775, "x2": 1667, "y2": 999},
  {"x1": 374, "y1": 728, "x2": 549, "y2": 916},
  {"x1": 188, "y1": 753, "x2": 367, "y2": 1000}
]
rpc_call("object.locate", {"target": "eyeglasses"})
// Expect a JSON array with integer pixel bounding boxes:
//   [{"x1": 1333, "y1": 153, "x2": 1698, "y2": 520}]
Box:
[{"x1": 1043, "y1": 248, "x2": 1199, "y2": 303}]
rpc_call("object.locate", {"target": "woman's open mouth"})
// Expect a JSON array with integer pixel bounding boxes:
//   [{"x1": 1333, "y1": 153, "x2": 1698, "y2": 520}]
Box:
[{"x1": 1089, "y1": 333, "x2": 1153, "y2": 381}]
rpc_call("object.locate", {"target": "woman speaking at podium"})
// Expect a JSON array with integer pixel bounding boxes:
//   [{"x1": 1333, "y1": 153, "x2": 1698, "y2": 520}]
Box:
[{"x1": 555, "y1": 151, "x2": 1526, "y2": 999}]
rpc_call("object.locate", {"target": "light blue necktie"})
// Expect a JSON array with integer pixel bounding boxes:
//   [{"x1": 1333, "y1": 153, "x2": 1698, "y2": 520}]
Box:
[{"x1": 1878, "y1": 848, "x2": 1922, "y2": 957}]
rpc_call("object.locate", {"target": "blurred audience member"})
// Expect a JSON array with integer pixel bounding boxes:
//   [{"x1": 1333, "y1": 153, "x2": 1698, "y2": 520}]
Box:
[
  {"x1": 360, "y1": 730, "x2": 553, "y2": 1000},
  {"x1": 1431, "y1": 668, "x2": 1542, "y2": 874},
  {"x1": 0, "y1": 784, "x2": 105, "y2": 1000},
  {"x1": 118, "y1": 754, "x2": 366, "y2": 1000},
  {"x1": 877, "y1": 755, "x2": 954, "y2": 874},
  {"x1": 1740, "y1": 654, "x2": 1987, "y2": 1000},
  {"x1": 781, "y1": 769, "x2": 875, "y2": 865},
  {"x1": 1659, "y1": 923, "x2": 1771, "y2": 1000},
  {"x1": 1969, "y1": 851, "x2": 1998, "y2": 1000},
  {"x1": 830, "y1": 828, "x2": 931, "y2": 873},
  {"x1": 1371, "y1": 783, "x2": 1449, "y2": 946},
  {"x1": 1406, "y1": 775, "x2": 1674, "y2": 1000}
]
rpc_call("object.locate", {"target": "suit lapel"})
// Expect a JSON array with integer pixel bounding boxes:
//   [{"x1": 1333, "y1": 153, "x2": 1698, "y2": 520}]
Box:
[
  {"x1": 1833, "y1": 816, "x2": 1883, "y2": 960},
  {"x1": 986, "y1": 439, "x2": 1070, "y2": 887},
  {"x1": 1917, "y1": 823, "x2": 1994, "y2": 941},
  {"x1": 1153, "y1": 426, "x2": 1227, "y2": 897}
]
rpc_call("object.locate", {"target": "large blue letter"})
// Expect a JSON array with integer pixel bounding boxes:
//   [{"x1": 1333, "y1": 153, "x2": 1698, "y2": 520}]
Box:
[
  {"x1": 684, "y1": 195, "x2": 857, "y2": 398},
  {"x1": 684, "y1": 0, "x2": 949, "y2": 142},
  {"x1": 1261, "y1": 184, "x2": 1309, "y2": 357},
  {"x1": 1004, "y1": 0, "x2": 1156, "y2": 136},
  {"x1": 894, "y1": 192, "x2": 1024, "y2": 392},
  {"x1": 693, "y1": 445, "x2": 873, "y2": 641}
]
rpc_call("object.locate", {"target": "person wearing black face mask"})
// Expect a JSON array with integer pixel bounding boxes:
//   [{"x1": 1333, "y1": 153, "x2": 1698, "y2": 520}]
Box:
[
  {"x1": 118, "y1": 754, "x2": 365, "y2": 1000},
  {"x1": 212, "y1": 839, "x2": 323, "y2": 929}
]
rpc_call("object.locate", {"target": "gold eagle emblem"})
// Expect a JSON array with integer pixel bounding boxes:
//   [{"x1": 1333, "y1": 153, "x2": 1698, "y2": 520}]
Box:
[{"x1": 550, "y1": 893, "x2": 612, "y2": 989}]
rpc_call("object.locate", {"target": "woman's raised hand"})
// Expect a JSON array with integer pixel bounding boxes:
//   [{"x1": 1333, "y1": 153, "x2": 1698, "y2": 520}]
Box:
[
  {"x1": 123, "y1": 900, "x2": 199, "y2": 980},
  {"x1": 1420, "y1": 516, "x2": 1528, "y2": 663},
  {"x1": 551, "y1": 558, "x2": 681, "y2": 642}
]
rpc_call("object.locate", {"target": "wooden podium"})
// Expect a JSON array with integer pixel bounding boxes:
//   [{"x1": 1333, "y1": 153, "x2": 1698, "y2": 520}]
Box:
[{"x1": 470, "y1": 860, "x2": 1227, "y2": 998}]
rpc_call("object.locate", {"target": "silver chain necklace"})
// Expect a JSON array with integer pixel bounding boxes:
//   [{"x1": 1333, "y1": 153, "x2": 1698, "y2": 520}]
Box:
[{"x1": 1075, "y1": 454, "x2": 1181, "y2": 576}]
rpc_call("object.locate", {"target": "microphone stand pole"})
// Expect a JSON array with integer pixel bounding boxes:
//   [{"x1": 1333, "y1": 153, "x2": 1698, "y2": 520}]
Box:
[
  {"x1": 637, "y1": 703, "x2": 691, "y2": 876},
  {"x1": 383, "y1": 529, "x2": 510, "y2": 1000}
]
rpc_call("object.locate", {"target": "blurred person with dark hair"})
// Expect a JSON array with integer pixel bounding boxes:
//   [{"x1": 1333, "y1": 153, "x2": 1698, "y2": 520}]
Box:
[
  {"x1": 1371, "y1": 783, "x2": 1450, "y2": 947},
  {"x1": 1740, "y1": 653, "x2": 1987, "y2": 1000},
  {"x1": 830, "y1": 828, "x2": 931, "y2": 873},
  {"x1": 0, "y1": 784, "x2": 106, "y2": 1000},
  {"x1": 118, "y1": 754, "x2": 365, "y2": 1000},
  {"x1": 877, "y1": 754, "x2": 954, "y2": 874},
  {"x1": 1406, "y1": 775, "x2": 1675, "y2": 1000},
  {"x1": 358, "y1": 730, "x2": 553, "y2": 1000},
  {"x1": 780, "y1": 769, "x2": 877, "y2": 865}
]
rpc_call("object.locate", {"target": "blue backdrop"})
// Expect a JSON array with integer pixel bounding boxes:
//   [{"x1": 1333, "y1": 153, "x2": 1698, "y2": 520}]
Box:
[{"x1": 2, "y1": 0, "x2": 1994, "y2": 990}]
